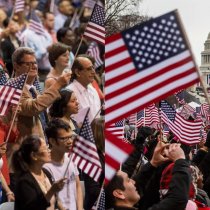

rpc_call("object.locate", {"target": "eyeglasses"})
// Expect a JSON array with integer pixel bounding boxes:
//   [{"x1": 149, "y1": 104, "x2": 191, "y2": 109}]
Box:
[
  {"x1": 38, "y1": 147, "x2": 51, "y2": 153},
  {"x1": 83, "y1": 65, "x2": 95, "y2": 72},
  {"x1": 18, "y1": 61, "x2": 37, "y2": 66},
  {"x1": 57, "y1": 135, "x2": 76, "y2": 142}
]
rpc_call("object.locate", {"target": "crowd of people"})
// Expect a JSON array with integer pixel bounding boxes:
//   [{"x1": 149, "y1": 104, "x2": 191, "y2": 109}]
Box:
[
  {"x1": 105, "y1": 126, "x2": 210, "y2": 210},
  {"x1": 1, "y1": 1, "x2": 210, "y2": 210},
  {"x1": 0, "y1": 0, "x2": 104, "y2": 210}
]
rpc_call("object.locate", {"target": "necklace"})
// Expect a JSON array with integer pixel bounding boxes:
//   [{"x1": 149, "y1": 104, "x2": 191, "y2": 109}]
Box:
[{"x1": 31, "y1": 171, "x2": 49, "y2": 194}]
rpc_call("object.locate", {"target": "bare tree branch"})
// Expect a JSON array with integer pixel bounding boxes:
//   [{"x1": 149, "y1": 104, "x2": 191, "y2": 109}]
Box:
[{"x1": 105, "y1": 0, "x2": 149, "y2": 36}]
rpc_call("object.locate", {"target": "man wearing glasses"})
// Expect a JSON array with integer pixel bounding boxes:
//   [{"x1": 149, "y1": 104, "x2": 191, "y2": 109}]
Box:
[
  {"x1": 9, "y1": 47, "x2": 72, "y2": 142},
  {"x1": 44, "y1": 118, "x2": 83, "y2": 210},
  {"x1": 66, "y1": 54, "x2": 101, "y2": 123}
]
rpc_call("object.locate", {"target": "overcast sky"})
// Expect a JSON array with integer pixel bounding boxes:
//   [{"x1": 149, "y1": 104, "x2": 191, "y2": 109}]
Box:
[{"x1": 139, "y1": 0, "x2": 210, "y2": 66}]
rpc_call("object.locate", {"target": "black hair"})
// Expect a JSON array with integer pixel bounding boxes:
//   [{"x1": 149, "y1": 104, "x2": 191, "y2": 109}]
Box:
[
  {"x1": 45, "y1": 118, "x2": 71, "y2": 146},
  {"x1": 49, "y1": 89, "x2": 73, "y2": 118},
  {"x1": 56, "y1": 27, "x2": 73, "y2": 42},
  {"x1": 105, "y1": 172, "x2": 125, "y2": 209},
  {"x1": 12, "y1": 135, "x2": 42, "y2": 174},
  {"x1": 71, "y1": 54, "x2": 95, "y2": 81}
]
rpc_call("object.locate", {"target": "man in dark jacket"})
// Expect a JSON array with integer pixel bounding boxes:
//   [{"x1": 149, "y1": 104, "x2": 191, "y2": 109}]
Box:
[{"x1": 105, "y1": 142, "x2": 191, "y2": 210}]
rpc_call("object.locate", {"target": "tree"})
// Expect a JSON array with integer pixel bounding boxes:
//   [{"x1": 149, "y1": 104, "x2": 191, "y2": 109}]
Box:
[{"x1": 105, "y1": 0, "x2": 149, "y2": 36}]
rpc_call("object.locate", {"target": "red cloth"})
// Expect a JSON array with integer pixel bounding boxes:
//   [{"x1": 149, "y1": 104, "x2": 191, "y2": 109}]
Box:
[
  {"x1": 0, "y1": 121, "x2": 19, "y2": 184},
  {"x1": 92, "y1": 80, "x2": 104, "y2": 100},
  {"x1": 160, "y1": 162, "x2": 195, "y2": 199}
]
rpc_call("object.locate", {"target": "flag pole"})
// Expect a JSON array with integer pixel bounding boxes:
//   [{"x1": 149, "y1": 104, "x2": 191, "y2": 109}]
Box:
[
  {"x1": 49, "y1": 0, "x2": 55, "y2": 13},
  {"x1": 143, "y1": 108, "x2": 145, "y2": 126},
  {"x1": 5, "y1": 73, "x2": 29, "y2": 143},
  {"x1": 63, "y1": 144, "x2": 75, "y2": 178},
  {"x1": 158, "y1": 102, "x2": 163, "y2": 142},
  {"x1": 69, "y1": 8, "x2": 79, "y2": 29},
  {"x1": 175, "y1": 10, "x2": 210, "y2": 108},
  {"x1": 91, "y1": 103, "x2": 104, "y2": 124},
  {"x1": 95, "y1": 181, "x2": 104, "y2": 209}
]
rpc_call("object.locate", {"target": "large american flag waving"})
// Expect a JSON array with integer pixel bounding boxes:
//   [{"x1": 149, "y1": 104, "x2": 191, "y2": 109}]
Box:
[{"x1": 105, "y1": 10, "x2": 199, "y2": 126}]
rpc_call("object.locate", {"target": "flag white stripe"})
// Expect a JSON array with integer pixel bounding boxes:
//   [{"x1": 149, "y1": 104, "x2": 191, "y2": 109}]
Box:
[
  {"x1": 106, "y1": 63, "x2": 135, "y2": 82},
  {"x1": 84, "y1": 32, "x2": 104, "y2": 44},
  {"x1": 106, "y1": 51, "x2": 131, "y2": 67},
  {"x1": 86, "y1": 22, "x2": 105, "y2": 32},
  {"x1": 105, "y1": 138, "x2": 129, "y2": 163},
  {"x1": 106, "y1": 38, "x2": 124, "y2": 53}
]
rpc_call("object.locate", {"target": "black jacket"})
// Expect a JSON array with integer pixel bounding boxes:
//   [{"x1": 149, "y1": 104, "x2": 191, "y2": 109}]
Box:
[
  {"x1": 135, "y1": 159, "x2": 190, "y2": 210},
  {"x1": 14, "y1": 169, "x2": 52, "y2": 210}
]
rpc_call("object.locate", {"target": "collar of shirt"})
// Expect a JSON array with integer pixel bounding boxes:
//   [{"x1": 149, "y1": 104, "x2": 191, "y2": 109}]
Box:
[{"x1": 73, "y1": 79, "x2": 91, "y2": 94}]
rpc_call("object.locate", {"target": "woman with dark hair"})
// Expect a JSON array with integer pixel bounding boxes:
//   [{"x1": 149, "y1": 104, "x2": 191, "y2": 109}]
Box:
[
  {"x1": 49, "y1": 89, "x2": 80, "y2": 134},
  {"x1": 45, "y1": 42, "x2": 71, "y2": 89},
  {"x1": 12, "y1": 135, "x2": 66, "y2": 210}
]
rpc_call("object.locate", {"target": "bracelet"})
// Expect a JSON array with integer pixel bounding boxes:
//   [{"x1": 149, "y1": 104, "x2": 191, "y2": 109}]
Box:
[{"x1": 6, "y1": 192, "x2": 13, "y2": 196}]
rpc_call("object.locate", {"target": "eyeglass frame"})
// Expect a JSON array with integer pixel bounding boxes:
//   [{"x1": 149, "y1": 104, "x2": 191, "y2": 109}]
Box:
[
  {"x1": 56, "y1": 134, "x2": 77, "y2": 143},
  {"x1": 17, "y1": 61, "x2": 38, "y2": 66},
  {"x1": 82, "y1": 65, "x2": 95, "y2": 72}
]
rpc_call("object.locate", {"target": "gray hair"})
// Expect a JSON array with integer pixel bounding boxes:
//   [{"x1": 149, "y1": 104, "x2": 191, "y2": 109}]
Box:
[{"x1": 12, "y1": 47, "x2": 35, "y2": 65}]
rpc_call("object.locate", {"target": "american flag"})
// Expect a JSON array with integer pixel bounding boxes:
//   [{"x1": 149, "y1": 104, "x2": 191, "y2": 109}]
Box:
[
  {"x1": 106, "y1": 119, "x2": 124, "y2": 139},
  {"x1": 83, "y1": 3, "x2": 105, "y2": 44},
  {"x1": 163, "y1": 124, "x2": 170, "y2": 136},
  {"x1": 92, "y1": 188, "x2": 105, "y2": 210},
  {"x1": 0, "y1": 70, "x2": 8, "y2": 86},
  {"x1": 200, "y1": 126, "x2": 207, "y2": 141},
  {"x1": 201, "y1": 103, "x2": 210, "y2": 119},
  {"x1": 136, "y1": 110, "x2": 144, "y2": 128},
  {"x1": 14, "y1": 0, "x2": 25, "y2": 13},
  {"x1": 105, "y1": 10, "x2": 199, "y2": 126},
  {"x1": 145, "y1": 104, "x2": 160, "y2": 129},
  {"x1": 29, "y1": 10, "x2": 46, "y2": 36},
  {"x1": 0, "y1": 74, "x2": 26, "y2": 116},
  {"x1": 183, "y1": 103, "x2": 195, "y2": 114},
  {"x1": 83, "y1": 0, "x2": 96, "y2": 9},
  {"x1": 33, "y1": 77, "x2": 42, "y2": 94},
  {"x1": 193, "y1": 106, "x2": 202, "y2": 122},
  {"x1": 128, "y1": 113, "x2": 137, "y2": 125},
  {"x1": 160, "y1": 100, "x2": 202, "y2": 145},
  {"x1": 87, "y1": 42, "x2": 103, "y2": 68},
  {"x1": 72, "y1": 108, "x2": 102, "y2": 182},
  {"x1": 175, "y1": 90, "x2": 185, "y2": 105},
  {"x1": 105, "y1": 129, "x2": 134, "y2": 184},
  {"x1": 16, "y1": 24, "x2": 27, "y2": 42}
]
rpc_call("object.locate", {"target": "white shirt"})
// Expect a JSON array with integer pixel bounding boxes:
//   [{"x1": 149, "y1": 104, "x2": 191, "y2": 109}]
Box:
[
  {"x1": 66, "y1": 80, "x2": 101, "y2": 123},
  {"x1": 44, "y1": 154, "x2": 79, "y2": 210}
]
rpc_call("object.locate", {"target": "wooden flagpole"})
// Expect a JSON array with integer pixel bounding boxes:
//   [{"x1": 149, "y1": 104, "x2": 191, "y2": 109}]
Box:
[
  {"x1": 69, "y1": 8, "x2": 79, "y2": 29},
  {"x1": 158, "y1": 102, "x2": 164, "y2": 142}
]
